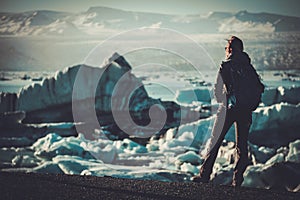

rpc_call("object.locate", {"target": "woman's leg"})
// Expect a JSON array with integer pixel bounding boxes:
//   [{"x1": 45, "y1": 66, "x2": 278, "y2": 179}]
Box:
[
  {"x1": 232, "y1": 111, "x2": 252, "y2": 186},
  {"x1": 198, "y1": 107, "x2": 234, "y2": 181}
]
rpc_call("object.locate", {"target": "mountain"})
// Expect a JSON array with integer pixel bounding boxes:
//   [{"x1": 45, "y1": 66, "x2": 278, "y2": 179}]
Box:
[
  {"x1": 0, "y1": 7, "x2": 299, "y2": 36},
  {"x1": 0, "y1": 10, "x2": 83, "y2": 36},
  {"x1": 235, "y1": 10, "x2": 300, "y2": 32}
]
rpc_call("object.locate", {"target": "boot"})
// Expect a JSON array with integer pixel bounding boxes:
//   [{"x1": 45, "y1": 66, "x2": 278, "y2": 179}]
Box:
[{"x1": 191, "y1": 175, "x2": 209, "y2": 183}]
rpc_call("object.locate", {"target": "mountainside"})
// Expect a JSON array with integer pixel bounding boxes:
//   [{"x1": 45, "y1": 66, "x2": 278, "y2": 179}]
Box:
[
  {"x1": 234, "y1": 10, "x2": 300, "y2": 32},
  {"x1": 0, "y1": 10, "x2": 82, "y2": 36},
  {"x1": 0, "y1": 7, "x2": 299, "y2": 36}
]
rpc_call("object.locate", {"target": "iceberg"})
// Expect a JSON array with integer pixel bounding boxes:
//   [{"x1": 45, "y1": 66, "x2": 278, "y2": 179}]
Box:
[
  {"x1": 252, "y1": 103, "x2": 300, "y2": 131},
  {"x1": 157, "y1": 102, "x2": 300, "y2": 149},
  {"x1": 0, "y1": 53, "x2": 201, "y2": 143},
  {"x1": 261, "y1": 86, "x2": 300, "y2": 106},
  {"x1": 15, "y1": 53, "x2": 146, "y2": 122},
  {"x1": 0, "y1": 111, "x2": 77, "y2": 147},
  {"x1": 174, "y1": 85, "x2": 300, "y2": 107},
  {"x1": 175, "y1": 87, "x2": 212, "y2": 104},
  {"x1": 250, "y1": 103, "x2": 300, "y2": 147}
]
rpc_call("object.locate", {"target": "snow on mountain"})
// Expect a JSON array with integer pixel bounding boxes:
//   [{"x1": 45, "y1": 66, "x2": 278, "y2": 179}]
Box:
[
  {"x1": 0, "y1": 7, "x2": 299, "y2": 36},
  {"x1": 74, "y1": 6, "x2": 174, "y2": 33},
  {"x1": 0, "y1": 10, "x2": 83, "y2": 36},
  {"x1": 234, "y1": 10, "x2": 300, "y2": 32},
  {"x1": 218, "y1": 17, "x2": 275, "y2": 33},
  {"x1": 33, "y1": 19, "x2": 83, "y2": 36},
  {"x1": 217, "y1": 10, "x2": 300, "y2": 33}
]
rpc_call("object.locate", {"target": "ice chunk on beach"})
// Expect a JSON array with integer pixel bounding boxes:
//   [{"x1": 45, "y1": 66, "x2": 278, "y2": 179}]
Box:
[
  {"x1": 32, "y1": 133, "x2": 117, "y2": 163},
  {"x1": 114, "y1": 138, "x2": 148, "y2": 154},
  {"x1": 80, "y1": 137, "x2": 117, "y2": 163},
  {"x1": 243, "y1": 161, "x2": 300, "y2": 191},
  {"x1": 243, "y1": 139, "x2": 300, "y2": 191},
  {"x1": 52, "y1": 155, "x2": 106, "y2": 175},
  {"x1": 286, "y1": 139, "x2": 300, "y2": 163},
  {"x1": 32, "y1": 161, "x2": 64, "y2": 174},
  {"x1": 180, "y1": 162, "x2": 199, "y2": 174},
  {"x1": 175, "y1": 151, "x2": 203, "y2": 166},
  {"x1": 249, "y1": 143, "x2": 275, "y2": 164},
  {"x1": 32, "y1": 133, "x2": 94, "y2": 159},
  {"x1": 265, "y1": 153, "x2": 285, "y2": 165}
]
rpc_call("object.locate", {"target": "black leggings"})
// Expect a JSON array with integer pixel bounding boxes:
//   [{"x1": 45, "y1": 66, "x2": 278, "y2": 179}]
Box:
[{"x1": 200, "y1": 106, "x2": 252, "y2": 183}]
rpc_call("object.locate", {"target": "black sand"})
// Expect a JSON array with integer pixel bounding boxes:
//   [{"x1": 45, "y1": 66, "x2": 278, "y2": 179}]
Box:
[{"x1": 0, "y1": 172, "x2": 299, "y2": 200}]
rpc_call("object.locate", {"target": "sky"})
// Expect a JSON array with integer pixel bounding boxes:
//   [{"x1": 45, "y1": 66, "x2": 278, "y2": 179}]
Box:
[{"x1": 0, "y1": 0, "x2": 299, "y2": 17}]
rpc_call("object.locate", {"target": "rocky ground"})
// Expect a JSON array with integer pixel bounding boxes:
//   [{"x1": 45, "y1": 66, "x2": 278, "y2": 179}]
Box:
[{"x1": 1, "y1": 172, "x2": 299, "y2": 200}]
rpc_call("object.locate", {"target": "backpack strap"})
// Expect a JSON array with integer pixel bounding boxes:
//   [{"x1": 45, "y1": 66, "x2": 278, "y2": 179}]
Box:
[{"x1": 220, "y1": 60, "x2": 236, "y2": 95}]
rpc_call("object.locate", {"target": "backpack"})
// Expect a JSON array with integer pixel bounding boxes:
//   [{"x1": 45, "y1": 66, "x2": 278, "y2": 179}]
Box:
[{"x1": 228, "y1": 63, "x2": 265, "y2": 111}]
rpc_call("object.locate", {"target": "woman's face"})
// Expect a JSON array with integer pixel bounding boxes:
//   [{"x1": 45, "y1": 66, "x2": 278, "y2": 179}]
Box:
[{"x1": 225, "y1": 42, "x2": 232, "y2": 59}]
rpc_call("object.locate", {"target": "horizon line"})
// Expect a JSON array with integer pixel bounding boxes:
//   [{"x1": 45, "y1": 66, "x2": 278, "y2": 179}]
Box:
[{"x1": 0, "y1": 6, "x2": 299, "y2": 18}]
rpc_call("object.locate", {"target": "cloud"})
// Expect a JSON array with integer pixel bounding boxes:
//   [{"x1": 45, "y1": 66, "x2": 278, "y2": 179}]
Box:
[{"x1": 218, "y1": 17, "x2": 275, "y2": 33}]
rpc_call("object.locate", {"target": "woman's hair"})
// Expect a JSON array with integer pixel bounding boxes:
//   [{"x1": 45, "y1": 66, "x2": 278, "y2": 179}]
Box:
[{"x1": 227, "y1": 36, "x2": 244, "y2": 52}]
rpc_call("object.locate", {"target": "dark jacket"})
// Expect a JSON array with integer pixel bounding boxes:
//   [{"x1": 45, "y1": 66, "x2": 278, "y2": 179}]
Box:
[{"x1": 214, "y1": 52, "x2": 252, "y2": 106}]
